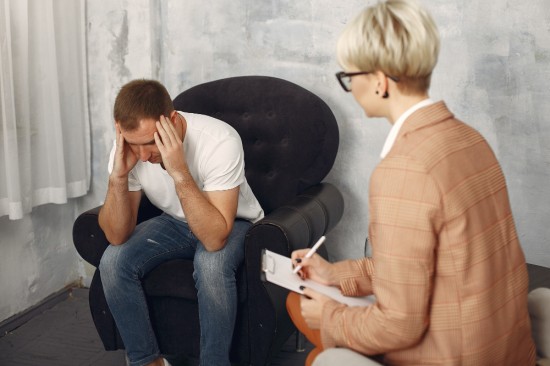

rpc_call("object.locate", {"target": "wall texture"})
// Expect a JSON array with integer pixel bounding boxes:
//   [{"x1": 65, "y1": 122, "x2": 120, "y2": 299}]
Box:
[
  {"x1": 82, "y1": 0, "x2": 550, "y2": 269},
  {"x1": 1, "y1": 0, "x2": 548, "y2": 326},
  {"x1": 0, "y1": 204, "x2": 81, "y2": 322}
]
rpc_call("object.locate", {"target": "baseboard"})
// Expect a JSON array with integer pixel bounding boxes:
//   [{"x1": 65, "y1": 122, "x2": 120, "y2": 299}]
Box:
[
  {"x1": 0, "y1": 283, "x2": 80, "y2": 337},
  {"x1": 81, "y1": 275, "x2": 93, "y2": 288}
]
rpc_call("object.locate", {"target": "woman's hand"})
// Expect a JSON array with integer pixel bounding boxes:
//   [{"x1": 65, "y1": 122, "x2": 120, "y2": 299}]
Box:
[
  {"x1": 291, "y1": 249, "x2": 337, "y2": 286},
  {"x1": 300, "y1": 287, "x2": 333, "y2": 329}
]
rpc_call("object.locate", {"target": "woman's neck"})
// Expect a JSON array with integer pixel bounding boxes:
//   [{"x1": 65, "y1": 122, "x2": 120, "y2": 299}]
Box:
[{"x1": 387, "y1": 93, "x2": 430, "y2": 125}]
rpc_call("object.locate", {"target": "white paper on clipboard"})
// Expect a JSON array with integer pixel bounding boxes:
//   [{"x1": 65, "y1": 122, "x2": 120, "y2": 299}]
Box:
[{"x1": 262, "y1": 249, "x2": 374, "y2": 307}]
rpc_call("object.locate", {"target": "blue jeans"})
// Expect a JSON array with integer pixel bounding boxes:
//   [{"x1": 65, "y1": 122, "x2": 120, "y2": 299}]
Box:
[{"x1": 99, "y1": 214, "x2": 251, "y2": 366}]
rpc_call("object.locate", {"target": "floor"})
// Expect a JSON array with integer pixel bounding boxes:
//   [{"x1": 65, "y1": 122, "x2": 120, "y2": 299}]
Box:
[
  {"x1": 0, "y1": 288, "x2": 311, "y2": 366},
  {"x1": 0, "y1": 263, "x2": 548, "y2": 366}
]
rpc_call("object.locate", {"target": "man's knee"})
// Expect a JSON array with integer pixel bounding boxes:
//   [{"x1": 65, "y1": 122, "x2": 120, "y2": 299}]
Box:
[
  {"x1": 193, "y1": 249, "x2": 237, "y2": 283},
  {"x1": 193, "y1": 229, "x2": 246, "y2": 282},
  {"x1": 99, "y1": 244, "x2": 134, "y2": 281},
  {"x1": 98, "y1": 244, "x2": 119, "y2": 274}
]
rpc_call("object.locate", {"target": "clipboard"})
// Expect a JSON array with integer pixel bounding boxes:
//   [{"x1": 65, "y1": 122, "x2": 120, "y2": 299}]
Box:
[{"x1": 261, "y1": 249, "x2": 374, "y2": 307}]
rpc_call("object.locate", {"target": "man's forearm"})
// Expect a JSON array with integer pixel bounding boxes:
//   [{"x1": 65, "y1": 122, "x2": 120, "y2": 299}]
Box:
[
  {"x1": 173, "y1": 171, "x2": 233, "y2": 251},
  {"x1": 98, "y1": 176, "x2": 138, "y2": 245}
]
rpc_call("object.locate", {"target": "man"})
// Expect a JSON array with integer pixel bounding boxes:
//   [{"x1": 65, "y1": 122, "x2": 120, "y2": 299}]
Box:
[{"x1": 98, "y1": 79, "x2": 264, "y2": 366}]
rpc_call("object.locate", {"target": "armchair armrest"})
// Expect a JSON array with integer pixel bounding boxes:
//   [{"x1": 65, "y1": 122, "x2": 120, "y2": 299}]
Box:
[
  {"x1": 72, "y1": 194, "x2": 162, "y2": 267},
  {"x1": 244, "y1": 182, "x2": 344, "y2": 365},
  {"x1": 73, "y1": 205, "x2": 108, "y2": 267},
  {"x1": 245, "y1": 182, "x2": 344, "y2": 259}
]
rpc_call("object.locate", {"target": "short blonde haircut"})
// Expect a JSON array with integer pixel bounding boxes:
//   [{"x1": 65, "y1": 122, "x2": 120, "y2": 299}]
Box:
[{"x1": 337, "y1": 0, "x2": 440, "y2": 94}]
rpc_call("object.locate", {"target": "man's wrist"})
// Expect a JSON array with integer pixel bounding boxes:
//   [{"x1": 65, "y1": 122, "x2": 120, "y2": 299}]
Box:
[
  {"x1": 170, "y1": 168, "x2": 193, "y2": 186},
  {"x1": 108, "y1": 174, "x2": 129, "y2": 191}
]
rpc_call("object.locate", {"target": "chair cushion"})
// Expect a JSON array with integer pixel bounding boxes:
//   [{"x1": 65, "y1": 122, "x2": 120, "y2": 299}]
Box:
[
  {"x1": 142, "y1": 259, "x2": 197, "y2": 299},
  {"x1": 142, "y1": 258, "x2": 248, "y2": 303}
]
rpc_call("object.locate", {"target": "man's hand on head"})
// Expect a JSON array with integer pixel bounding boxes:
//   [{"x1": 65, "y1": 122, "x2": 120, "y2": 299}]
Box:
[
  {"x1": 154, "y1": 115, "x2": 188, "y2": 182},
  {"x1": 112, "y1": 123, "x2": 139, "y2": 180}
]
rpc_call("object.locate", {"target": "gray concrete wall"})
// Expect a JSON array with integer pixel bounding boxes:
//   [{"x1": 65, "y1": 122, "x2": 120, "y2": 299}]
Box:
[
  {"x1": 82, "y1": 0, "x2": 550, "y2": 267},
  {"x1": 1, "y1": 0, "x2": 548, "y2": 326},
  {"x1": 0, "y1": 204, "x2": 81, "y2": 323}
]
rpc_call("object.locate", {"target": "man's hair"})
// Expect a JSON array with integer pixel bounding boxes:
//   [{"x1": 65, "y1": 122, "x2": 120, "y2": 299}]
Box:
[
  {"x1": 113, "y1": 79, "x2": 174, "y2": 130},
  {"x1": 337, "y1": 0, "x2": 440, "y2": 94}
]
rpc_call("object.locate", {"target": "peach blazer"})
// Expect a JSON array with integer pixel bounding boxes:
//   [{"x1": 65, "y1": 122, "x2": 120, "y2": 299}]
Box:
[{"x1": 321, "y1": 102, "x2": 536, "y2": 365}]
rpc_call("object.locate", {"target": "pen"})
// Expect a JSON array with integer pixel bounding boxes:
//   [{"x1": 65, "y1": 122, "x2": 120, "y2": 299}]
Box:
[{"x1": 292, "y1": 236, "x2": 326, "y2": 274}]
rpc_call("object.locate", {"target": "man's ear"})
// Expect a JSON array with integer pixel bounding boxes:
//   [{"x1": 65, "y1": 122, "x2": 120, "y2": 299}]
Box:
[{"x1": 169, "y1": 110, "x2": 178, "y2": 124}]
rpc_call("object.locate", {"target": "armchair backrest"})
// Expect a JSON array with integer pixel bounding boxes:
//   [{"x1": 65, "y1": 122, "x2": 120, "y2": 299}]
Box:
[{"x1": 173, "y1": 76, "x2": 339, "y2": 214}]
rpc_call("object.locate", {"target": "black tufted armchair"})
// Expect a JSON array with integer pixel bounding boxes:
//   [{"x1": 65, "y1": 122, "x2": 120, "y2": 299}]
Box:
[{"x1": 73, "y1": 76, "x2": 344, "y2": 365}]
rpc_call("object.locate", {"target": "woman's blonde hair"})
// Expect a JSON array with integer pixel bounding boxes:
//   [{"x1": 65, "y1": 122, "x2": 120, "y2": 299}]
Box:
[{"x1": 337, "y1": 0, "x2": 440, "y2": 94}]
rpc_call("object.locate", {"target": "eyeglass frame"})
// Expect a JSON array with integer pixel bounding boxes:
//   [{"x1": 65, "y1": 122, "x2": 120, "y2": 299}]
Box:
[{"x1": 335, "y1": 71, "x2": 400, "y2": 92}]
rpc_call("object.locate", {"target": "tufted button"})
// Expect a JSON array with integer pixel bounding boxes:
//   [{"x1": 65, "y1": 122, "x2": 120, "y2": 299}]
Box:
[
  {"x1": 254, "y1": 139, "x2": 262, "y2": 147},
  {"x1": 266, "y1": 111, "x2": 275, "y2": 119},
  {"x1": 242, "y1": 112, "x2": 250, "y2": 120}
]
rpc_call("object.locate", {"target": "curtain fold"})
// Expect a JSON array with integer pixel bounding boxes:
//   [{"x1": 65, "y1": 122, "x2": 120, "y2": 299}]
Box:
[{"x1": 0, "y1": 0, "x2": 90, "y2": 220}]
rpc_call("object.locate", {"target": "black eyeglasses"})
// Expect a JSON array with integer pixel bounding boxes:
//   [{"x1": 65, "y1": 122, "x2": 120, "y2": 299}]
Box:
[{"x1": 335, "y1": 71, "x2": 400, "y2": 92}]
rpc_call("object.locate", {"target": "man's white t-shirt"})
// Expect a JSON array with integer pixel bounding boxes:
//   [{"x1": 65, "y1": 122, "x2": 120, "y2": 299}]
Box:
[{"x1": 108, "y1": 112, "x2": 264, "y2": 223}]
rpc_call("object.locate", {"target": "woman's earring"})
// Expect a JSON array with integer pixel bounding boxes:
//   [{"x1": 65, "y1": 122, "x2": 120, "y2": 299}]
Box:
[{"x1": 382, "y1": 91, "x2": 389, "y2": 98}]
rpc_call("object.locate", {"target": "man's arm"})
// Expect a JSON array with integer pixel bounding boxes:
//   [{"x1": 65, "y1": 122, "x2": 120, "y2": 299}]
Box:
[
  {"x1": 154, "y1": 116, "x2": 239, "y2": 251},
  {"x1": 98, "y1": 179, "x2": 142, "y2": 245},
  {"x1": 173, "y1": 174, "x2": 239, "y2": 251},
  {"x1": 98, "y1": 123, "x2": 142, "y2": 245}
]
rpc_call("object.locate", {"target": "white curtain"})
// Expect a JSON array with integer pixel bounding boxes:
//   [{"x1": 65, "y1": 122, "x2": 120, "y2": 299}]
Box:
[{"x1": 0, "y1": 0, "x2": 90, "y2": 220}]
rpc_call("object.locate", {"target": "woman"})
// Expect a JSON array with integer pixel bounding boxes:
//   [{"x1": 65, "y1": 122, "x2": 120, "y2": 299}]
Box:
[{"x1": 286, "y1": 1, "x2": 537, "y2": 365}]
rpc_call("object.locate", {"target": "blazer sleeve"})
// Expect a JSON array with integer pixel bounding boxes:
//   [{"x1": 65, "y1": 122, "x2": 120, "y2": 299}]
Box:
[
  {"x1": 332, "y1": 258, "x2": 376, "y2": 297},
  {"x1": 320, "y1": 156, "x2": 442, "y2": 355}
]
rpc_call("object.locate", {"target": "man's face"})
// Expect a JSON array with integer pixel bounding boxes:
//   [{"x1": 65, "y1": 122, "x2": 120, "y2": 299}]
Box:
[{"x1": 121, "y1": 118, "x2": 163, "y2": 164}]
